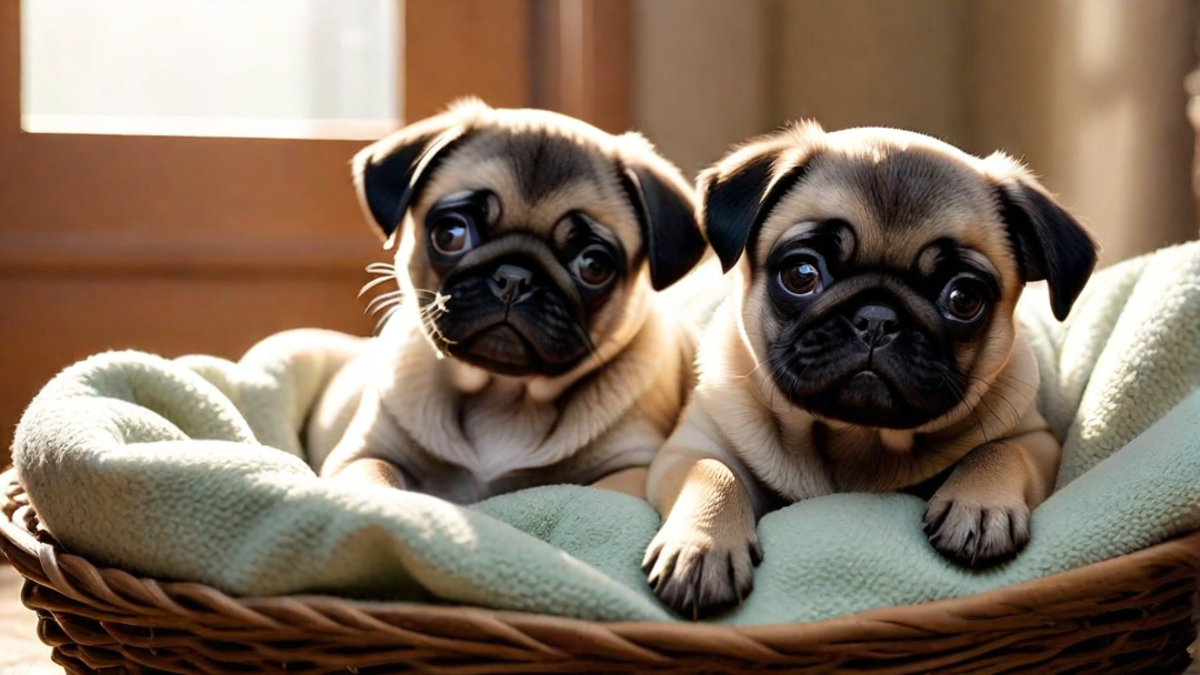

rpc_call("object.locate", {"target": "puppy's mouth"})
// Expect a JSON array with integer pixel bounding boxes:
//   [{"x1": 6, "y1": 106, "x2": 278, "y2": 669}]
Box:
[
  {"x1": 449, "y1": 317, "x2": 575, "y2": 377},
  {"x1": 837, "y1": 370, "x2": 897, "y2": 412},
  {"x1": 456, "y1": 324, "x2": 535, "y2": 376},
  {"x1": 769, "y1": 315, "x2": 966, "y2": 429},
  {"x1": 426, "y1": 257, "x2": 592, "y2": 378},
  {"x1": 804, "y1": 358, "x2": 919, "y2": 429}
]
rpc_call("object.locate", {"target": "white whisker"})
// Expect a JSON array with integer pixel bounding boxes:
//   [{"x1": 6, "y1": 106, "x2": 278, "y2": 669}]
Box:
[
  {"x1": 372, "y1": 305, "x2": 401, "y2": 336},
  {"x1": 416, "y1": 291, "x2": 455, "y2": 350},
  {"x1": 357, "y1": 275, "x2": 398, "y2": 298},
  {"x1": 365, "y1": 296, "x2": 404, "y2": 316},
  {"x1": 365, "y1": 262, "x2": 396, "y2": 275}
]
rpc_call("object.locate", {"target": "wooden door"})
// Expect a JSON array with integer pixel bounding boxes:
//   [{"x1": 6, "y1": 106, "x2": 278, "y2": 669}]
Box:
[{"x1": 0, "y1": 0, "x2": 630, "y2": 465}]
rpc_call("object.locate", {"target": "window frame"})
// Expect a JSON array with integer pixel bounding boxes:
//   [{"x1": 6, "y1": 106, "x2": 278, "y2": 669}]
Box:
[{"x1": 0, "y1": 0, "x2": 632, "y2": 464}]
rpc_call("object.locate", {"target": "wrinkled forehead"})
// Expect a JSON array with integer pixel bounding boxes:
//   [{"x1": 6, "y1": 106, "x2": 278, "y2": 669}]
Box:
[
  {"x1": 755, "y1": 148, "x2": 1012, "y2": 272},
  {"x1": 413, "y1": 129, "x2": 643, "y2": 256}
]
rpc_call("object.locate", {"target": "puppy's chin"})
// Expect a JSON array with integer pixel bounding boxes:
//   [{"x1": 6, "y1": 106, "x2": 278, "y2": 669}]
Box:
[
  {"x1": 792, "y1": 372, "x2": 942, "y2": 429},
  {"x1": 430, "y1": 276, "x2": 591, "y2": 378},
  {"x1": 769, "y1": 318, "x2": 967, "y2": 430},
  {"x1": 449, "y1": 325, "x2": 547, "y2": 377}
]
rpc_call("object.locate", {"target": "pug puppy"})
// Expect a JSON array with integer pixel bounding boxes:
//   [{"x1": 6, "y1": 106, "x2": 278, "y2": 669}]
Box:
[
  {"x1": 310, "y1": 99, "x2": 708, "y2": 504},
  {"x1": 642, "y1": 122, "x2": 1098, "y2": 618}
]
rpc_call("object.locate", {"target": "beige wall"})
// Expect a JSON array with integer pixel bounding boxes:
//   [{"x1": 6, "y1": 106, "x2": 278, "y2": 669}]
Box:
[
  {"x1": 969, "y1": 0, "x2": 1196, "y2": 264},
  {"x1": 634, "y1": 0, "x2": 1197, "y2": 265},
  {"x1": 770, "y1": 0, "x2": 970, "y2": 145},
  {"x1": 633, "y1": 0, "x2": 769, "y2": 177}
]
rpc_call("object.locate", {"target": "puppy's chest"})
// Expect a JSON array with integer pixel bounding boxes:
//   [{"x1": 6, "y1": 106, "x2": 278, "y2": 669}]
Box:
[
  {"x1": 459, "y1": 385, "x2": 558, "y2": 475},
  {"x1": 810, "y1": 426, "x2": 965, "y2": 493},
  {"x1": 411, "y1": 387, "x2": 586, "y2": 502}
]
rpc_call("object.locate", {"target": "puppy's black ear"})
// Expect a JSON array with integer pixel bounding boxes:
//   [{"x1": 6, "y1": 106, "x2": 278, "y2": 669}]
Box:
[
  {"x1": 699, "y1": 153, "x2": 776, "y2": 272},
  {"x1": 698, "y1": 121, "x2": 823, "y2": 271},
  {"x1": 352, "y1": 99, "x2": 485, "y2": 248},
  {"x1": 989, "y1": 156, "x2": 1099, "y2": 321},
  {"x1": 618, "y1": 134, "x2": 707, "y2": 290}
]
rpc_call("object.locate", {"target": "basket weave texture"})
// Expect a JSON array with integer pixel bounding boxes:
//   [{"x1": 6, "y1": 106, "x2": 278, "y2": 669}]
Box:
[{"x1": 1, "y1": 470, "x2": 1198, "y2": 675}]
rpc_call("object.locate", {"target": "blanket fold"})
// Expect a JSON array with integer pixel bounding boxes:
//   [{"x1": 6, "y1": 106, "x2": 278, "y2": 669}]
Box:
[{"x1": 13, "y1": 242, "x2": 1200, "y2": 625}]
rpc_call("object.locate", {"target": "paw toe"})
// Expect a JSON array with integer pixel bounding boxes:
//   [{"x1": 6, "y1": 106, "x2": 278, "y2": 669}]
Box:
[
  {"x1": 926, "y1": 500, "x2": 1030, "y2": 569},
  {"x1": 643, "y1": 536, "x2": 759, "y2": 619}
]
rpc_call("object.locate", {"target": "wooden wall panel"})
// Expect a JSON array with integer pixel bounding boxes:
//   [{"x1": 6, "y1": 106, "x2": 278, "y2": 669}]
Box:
[
  {"x1": 532, "y1": 0, "x2": 633, "y2": 134},
  {"x1": 770, "y1": 0, "x2": 971, "y2": 146},
  {"x1": 585, "y1": 0, "x2": 634, "y2": 134},
  {"x1": 0, "y1": 134, "x2": 371, "y2": 238},
  {"x1": 0, "y1": 277, "x2": 374, "y2": 461},
  {"x1": 0, "y1": 232, "x2": 379, "y2": 274},
  {"x1": 631, "y1": 0, "x2": 768, "y2": 177},
  {"x1": 403, "y1": 0, "x2": 534, "y2": 120}
]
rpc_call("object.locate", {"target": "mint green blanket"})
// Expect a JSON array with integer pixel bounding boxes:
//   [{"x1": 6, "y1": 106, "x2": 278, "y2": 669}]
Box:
[{"x1": 12, "y1": 242, "x2": 1200, "y2": 625}]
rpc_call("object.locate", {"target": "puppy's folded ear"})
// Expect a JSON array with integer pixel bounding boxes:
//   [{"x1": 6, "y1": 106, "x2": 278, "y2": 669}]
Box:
[
  {"x1": 352, "y1": 99, "x2": 486, "y2": 248},
  {"x1": 698, "y1": 122, "x2": 824, "y2": 271},
  {"x1": 618, "y1": 134, "x2": 708, "y2": 290},
  {"x1": 986, "y1": 154, "x2": 1099, "y2": 321}
]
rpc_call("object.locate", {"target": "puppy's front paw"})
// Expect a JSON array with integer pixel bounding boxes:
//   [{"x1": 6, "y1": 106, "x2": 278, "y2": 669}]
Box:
[
  {"x1": 924, "y1": 495, "x2": 1030, "y2": 568},
  {"x1": 641, "y1": 518, "x2": 762, "y2": 620}
]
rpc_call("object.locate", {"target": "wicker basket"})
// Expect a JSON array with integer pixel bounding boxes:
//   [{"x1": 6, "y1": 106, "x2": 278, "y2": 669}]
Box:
[{"x1": 1, "y1": 470, "x2": 1198, "y2": 675}]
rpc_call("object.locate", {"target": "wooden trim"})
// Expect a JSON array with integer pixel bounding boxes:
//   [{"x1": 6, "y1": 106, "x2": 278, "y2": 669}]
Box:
[
  {"x1": 531, "y1": 0, "x2": 632, "y2": 133},
  {"x1": 581, "y1": 0, "x2": 633, "y2": 134},
  {"x1": 0, "y1": 0, "x2": 15, "y2": 133},
  {"x1": 0, "y1": 232, "x2": 382, "y2": 277},
  {"x1": 0, "y1": 133, "x2": 369, "y2": 238},
  {"x1": 21, "y1": 115, "x2": 400, "y2": 141},
  {"x1": 403, "y1": 0, "x2": 535, "y2": 121},
  {"x1": 531, "y1": 0, "x2": 564, "y2": 113}
]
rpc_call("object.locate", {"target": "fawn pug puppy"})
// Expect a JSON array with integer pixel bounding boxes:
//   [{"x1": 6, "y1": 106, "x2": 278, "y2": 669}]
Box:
[
  {"x1": 643, "y1": 122, "x2": 1098, "y2": 618},
  {"x1": 311, "y1": 100, "x2": 708, "y2": 503}
]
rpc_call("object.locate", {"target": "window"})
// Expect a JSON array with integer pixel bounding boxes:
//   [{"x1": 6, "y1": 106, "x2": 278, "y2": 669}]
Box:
[{"x1": 21, "y1": 0, "x2": 402, "y2": 139}]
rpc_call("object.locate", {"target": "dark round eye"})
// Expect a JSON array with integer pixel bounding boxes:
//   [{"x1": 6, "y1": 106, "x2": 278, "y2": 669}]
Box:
[
  {"x1": 573, "y1": 247, "x2": 616, "y2": 287},
  {"x1": 944, "y1": 280, "x2": 986, "y2": 320},
  {"x1": 429, "y1": 213, "x2": 474, "y2": 255},
  {"x1": 779, "y1": 261, "x2": 823, "y2": 296}
]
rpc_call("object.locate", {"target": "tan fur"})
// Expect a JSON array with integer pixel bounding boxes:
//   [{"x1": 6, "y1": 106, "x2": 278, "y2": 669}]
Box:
[
  {"x1": 313, "y1": 101, "x2": 705, "y2": 504},
  {"x1": 645, "y1": 122, "x2": 1096, "y2": 618},
  {"x1": 591, "y1": 466, "x2": 650, "y2": 499}
]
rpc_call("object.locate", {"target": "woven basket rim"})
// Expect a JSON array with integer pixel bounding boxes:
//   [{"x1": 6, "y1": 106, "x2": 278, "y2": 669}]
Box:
[{"x1": 3, "y1": 466, "x2": 1200, "y2": 648}]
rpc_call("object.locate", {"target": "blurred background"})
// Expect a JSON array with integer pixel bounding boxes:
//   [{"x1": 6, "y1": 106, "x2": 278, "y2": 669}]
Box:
[{"x1": 1, "y1": 0, "x2": 1198, "y2": 465}]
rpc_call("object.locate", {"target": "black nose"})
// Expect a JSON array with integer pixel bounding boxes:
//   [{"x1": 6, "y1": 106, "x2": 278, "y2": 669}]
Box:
[
  {"x1": 490, "y1": 264, "x2": 534, "y2": 303},
  {"x1": 851, "y1": 303, "x2": 901, "y2": 345}
]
